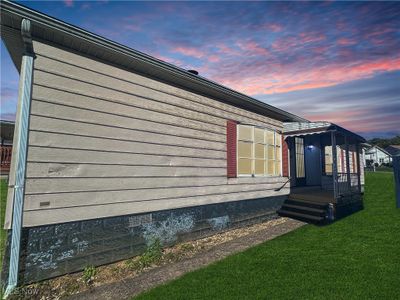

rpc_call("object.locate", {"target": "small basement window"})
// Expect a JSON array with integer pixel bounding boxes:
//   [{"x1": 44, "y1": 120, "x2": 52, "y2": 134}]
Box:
[{"x1": 237, "y1": 124, "x2": 281, "y2": 176}]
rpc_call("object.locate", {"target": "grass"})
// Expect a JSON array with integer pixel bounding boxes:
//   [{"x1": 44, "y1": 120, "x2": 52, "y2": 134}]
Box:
[
  {"x1": 135, "y1": 172, "x2": 400, "y2": 299},
  {"x1": 0, "y1": 179, "x2": 8, "y2": 269},
  {"x1": 375, "y1": 166, "x2": 394, "y2": 172}
]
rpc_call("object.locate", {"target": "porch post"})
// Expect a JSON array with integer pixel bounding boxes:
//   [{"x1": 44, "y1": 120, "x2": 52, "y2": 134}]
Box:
[
  {"x1": 345, "y1": 136, "x2": 351, "y2": 193},
  {"x1": 356, "y1": 143, "x2": 361, "y2": 193},
  {"x1": 331, "y1": 131, "x2": 338, "y2": 200}
]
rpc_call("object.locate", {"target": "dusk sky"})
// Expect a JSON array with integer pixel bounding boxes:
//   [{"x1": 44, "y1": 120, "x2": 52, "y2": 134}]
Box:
[{"x1": 1, "y1": 1, "x2": 399, "y2": 139}]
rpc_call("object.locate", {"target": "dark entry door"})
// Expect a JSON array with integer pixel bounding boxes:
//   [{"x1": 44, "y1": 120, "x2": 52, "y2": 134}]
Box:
[{"x1": 295, "y1": 137, "x2": 306, "y2": 186}]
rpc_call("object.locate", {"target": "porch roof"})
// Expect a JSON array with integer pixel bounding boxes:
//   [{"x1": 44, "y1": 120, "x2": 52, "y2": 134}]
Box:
[{"x1": 283, "y1": 122, "x2": 366, "y2": 143}]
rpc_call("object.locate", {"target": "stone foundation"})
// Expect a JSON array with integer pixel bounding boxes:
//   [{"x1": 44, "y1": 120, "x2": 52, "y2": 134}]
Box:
[{"x1": 2, "y1": 196, "x2": 285, "y2": 284}]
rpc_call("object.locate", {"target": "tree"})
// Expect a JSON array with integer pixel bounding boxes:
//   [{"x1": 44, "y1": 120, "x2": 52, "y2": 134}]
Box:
[{"x1": 368, "y1": 136, "x2": 400, "y2": 149}]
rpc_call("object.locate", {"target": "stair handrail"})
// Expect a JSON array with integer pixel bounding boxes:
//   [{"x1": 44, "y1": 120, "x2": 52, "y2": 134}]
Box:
[{"x1": 274, "y1": 177, "x2": 291, "y2": 191}]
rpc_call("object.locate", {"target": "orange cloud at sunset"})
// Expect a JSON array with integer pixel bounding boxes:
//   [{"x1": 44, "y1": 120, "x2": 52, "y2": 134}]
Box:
[{"x1": 216, "y1": 57, "x2": 400, "y2": 95}]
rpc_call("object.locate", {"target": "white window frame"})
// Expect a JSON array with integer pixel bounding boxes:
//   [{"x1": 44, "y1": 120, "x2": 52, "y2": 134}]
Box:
[{"x1": 236, "y1": 124, "x2": 282, "y2": 177}]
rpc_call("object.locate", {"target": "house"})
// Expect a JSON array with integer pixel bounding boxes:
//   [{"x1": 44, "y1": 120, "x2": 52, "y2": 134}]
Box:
[
  {"x1": 364, "y1": 145, "x2": 392, "y2": 166},
  {"x1": 385, "y1": 145, "x2": 400, "y2": 157},
  {"x1": 0, "y1": 120, "x2": 14, "y2": 176},
  {"x1": 0, "y1": 0, "x2": 365, "y2": 292}
]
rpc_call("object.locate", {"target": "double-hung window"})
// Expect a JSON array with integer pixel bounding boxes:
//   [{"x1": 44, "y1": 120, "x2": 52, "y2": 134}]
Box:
[{"x1": 237, "y1": 124, "x2": 281, "y2": 176}]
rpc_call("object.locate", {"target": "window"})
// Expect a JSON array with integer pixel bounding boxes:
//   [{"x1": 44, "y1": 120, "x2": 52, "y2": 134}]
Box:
[
  {"x1": 237, "y1": 124, "x2": 281, "y2": 176},
  {"x1": 324, "y1": 146, "x2": 333, "y2": 175},
  {"x1": 349, "y1": 151, "x2": 354, "y2": 172}
]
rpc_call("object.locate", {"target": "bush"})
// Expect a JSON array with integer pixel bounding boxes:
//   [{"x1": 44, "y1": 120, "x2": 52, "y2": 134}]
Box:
[{"x1": 127, "y1": 239, "x2": 163, "y2": 270}]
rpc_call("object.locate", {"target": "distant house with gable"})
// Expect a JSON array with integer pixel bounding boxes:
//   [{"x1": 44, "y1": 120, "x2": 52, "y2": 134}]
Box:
[{"x1": 364, "y1": 145, "x2": 392, "y2": 166}]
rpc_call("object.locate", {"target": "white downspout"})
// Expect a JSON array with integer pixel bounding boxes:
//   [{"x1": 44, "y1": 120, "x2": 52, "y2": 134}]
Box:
[{"x1": 4, "y1": 18, "x2": 35, "y2": 298}]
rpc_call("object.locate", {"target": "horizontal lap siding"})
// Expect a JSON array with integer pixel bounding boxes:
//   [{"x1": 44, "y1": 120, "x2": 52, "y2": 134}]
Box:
[
  {"x1": 24, "y1": 188, "x2": 289, "y2": 225},
  {"x1": 23, "y1": 40, "x2": 286, "y2": 226}
]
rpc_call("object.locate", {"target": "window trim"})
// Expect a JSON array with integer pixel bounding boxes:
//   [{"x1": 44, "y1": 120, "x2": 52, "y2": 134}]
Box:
[
  {"x1": 236, "y1": 124, "x2": 282, "y2": 177},
  {"x1": 323, "y1": 145, "x2": 333, "y2": 176}
]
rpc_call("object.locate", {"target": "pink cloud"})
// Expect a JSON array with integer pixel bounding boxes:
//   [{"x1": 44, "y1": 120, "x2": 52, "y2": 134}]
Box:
[
  {"x1": 306, "y1": 110, "x2": 399, "y2": 134},
  {"x1": 173, "y1": 46, "x2": 205, "y2": 59},
  {"x1": 312, "y1": 45, "x2": 329, "y2": 54},
  {"x1": 172, "y1": 46, "x2": 220, "y2": 63},
  {"x1": 364, "y1": 27, "x2": 396, "y2": 39},
  {"x1": 213, "y1": 56, "x2": 400, "y2": 95},
  {"x1": 337, "y1": 38, "x2": 356, "y2": 46},
  {"x1": 216, "y1": 43, "x2": 241, "y2": 56},
  {"x1": 298, "y1": 32, "x2": 326, "y2": 44},
  {"x1": 237, "y1": 41, "x2": 269, "y2": 56},
  {"x1": 261, "y1": 23, "x2": 283, "y2": 32},
  {"x1": 208, "y1": 55, "x2": 220, "y2": 63},
  {"x1": 148, "y1": 53, "x2": 184, "y2": 67},
  {"x1": 63, "y1": 0, "x2": 73, "y2": 7},
  {"x1": 272, "y1": 33, "x2": 326, "y2": 52}
]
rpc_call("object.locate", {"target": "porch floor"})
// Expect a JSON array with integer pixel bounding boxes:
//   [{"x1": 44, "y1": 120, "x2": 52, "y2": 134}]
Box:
[{"x1": 289, "y1": 186, "x2": 336, "y2": 204}]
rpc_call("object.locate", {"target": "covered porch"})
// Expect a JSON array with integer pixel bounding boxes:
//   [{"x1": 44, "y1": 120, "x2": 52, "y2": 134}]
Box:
[{"x1": 278, "y1": 122, "x2": 365, "y2": 223}]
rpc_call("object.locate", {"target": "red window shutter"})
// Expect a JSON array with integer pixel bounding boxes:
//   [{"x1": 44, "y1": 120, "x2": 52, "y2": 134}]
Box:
[
  {"x1": 282, "y1": 136, "x2": 289, "y2": 177},
  {"x1": 226, "y1": 120, "x2": 237, "y2": 178}
]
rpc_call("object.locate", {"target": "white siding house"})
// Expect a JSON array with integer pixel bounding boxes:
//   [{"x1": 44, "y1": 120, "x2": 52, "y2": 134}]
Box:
[{"x1": 364, "y1": 145, "x2": 392, "y2": 166}]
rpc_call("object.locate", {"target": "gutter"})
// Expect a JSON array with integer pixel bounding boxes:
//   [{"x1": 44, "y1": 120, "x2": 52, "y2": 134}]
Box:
[
  {"x1": 4, "y1": 18, "x2": 35, "y2": 298},
  {"x1": 0, "y1": 0, "x2": 307, "y2": 123}
]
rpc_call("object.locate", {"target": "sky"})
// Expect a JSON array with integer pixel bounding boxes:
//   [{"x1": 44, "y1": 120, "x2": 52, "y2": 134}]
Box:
[{"x1": 1, "y1": 1, "x2": 399, "y2": 139}]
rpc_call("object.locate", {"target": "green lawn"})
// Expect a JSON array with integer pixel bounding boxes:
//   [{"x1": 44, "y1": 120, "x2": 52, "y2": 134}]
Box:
[
  {"x1": 135, "y1": 172, "x2": 400, "y2": 299},
  {"x1": 375, "y1": 166, "x2": 394, "y2": 172},
  {"x1": 1, "y1": 179, "x2": 8, "y2": 268}
]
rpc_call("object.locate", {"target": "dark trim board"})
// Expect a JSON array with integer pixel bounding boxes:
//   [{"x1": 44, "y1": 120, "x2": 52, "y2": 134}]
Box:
[{"x1": 1, "y1": 196, "x2": 286, "y2": 284}]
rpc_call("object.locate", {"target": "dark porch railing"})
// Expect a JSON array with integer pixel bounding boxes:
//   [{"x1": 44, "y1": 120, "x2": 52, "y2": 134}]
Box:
[{"x1": 337, "y1": 172, "x2": 359, "y2": 196}]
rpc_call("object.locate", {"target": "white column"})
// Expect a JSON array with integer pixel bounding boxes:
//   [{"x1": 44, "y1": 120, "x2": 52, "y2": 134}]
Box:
[
  {"x1": 331, "y1": 131, "x2": 338, "y2": 200},
  {"x1": 356, "y1": 143, "x2": 361, "y2": 193},
  {"x1": 345, "y1": 136, "x2": 351, "y2": 193}
]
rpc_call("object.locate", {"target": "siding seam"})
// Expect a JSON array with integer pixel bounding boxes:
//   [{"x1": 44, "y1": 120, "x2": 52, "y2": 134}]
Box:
[{"x1": 29, "y1": 129, "x2": 227, "y2": 152}]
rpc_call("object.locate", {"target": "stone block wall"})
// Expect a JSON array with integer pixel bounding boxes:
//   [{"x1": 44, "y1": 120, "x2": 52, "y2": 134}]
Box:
[{"x1": 2, "y1": 196, "x2": 285, "y2": 284}]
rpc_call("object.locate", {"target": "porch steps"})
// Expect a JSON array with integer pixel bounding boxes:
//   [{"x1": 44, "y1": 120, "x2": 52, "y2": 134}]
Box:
[{"x1": 278, "y1": 199, "x2": 328, "y2": 224}]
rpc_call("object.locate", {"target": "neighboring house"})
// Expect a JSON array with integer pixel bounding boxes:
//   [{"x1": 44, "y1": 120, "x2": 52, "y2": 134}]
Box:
[
  {"x1": 0, "y1": 1, "x2": 365, "y2": 291},
  {"x1": 364, "y1": 145, "x2": 392, "y2": 166},
  {"x1": 385, "y1": 145, "x2": 400, "y2": 157},
  {"x1": 0, "y1": 120, "x2": 14, "y2": 176}
]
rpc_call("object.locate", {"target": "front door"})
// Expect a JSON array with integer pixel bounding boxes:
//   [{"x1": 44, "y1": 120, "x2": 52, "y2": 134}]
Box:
[{"x1": 295, "y1": 137, "x2": 306, "y2": 186}]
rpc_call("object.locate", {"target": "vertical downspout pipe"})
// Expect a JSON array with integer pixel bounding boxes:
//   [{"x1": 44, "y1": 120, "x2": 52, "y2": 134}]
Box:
[{"x1": 4, "y1": 18, "x2": 35, "y2": 298}]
